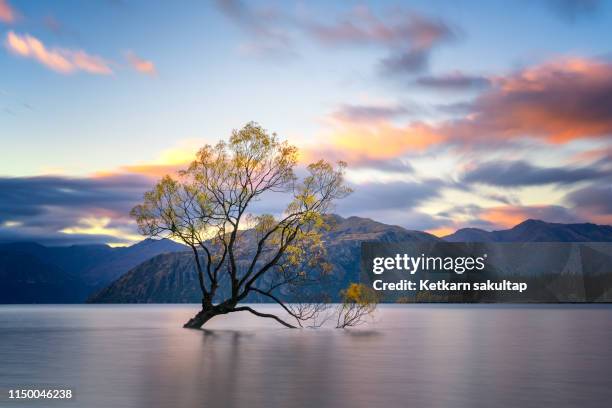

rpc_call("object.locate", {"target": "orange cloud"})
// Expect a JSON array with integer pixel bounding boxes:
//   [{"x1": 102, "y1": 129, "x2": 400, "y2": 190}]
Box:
[
  {"x1": 480, "y1": 207, "x2": 532, "y2": 229},
  {"x1": 570, "y1": 146, "x2": 612, "y2": 164},
  {"x1": 426, "y1": 226, "x2": 455, "y2": 237},
  {"x1": 305, "y1": 118, "x2": 443, "y2": 165},
  {"x1": 442, "y1": 58, "x2": 612, "y2": 144},
  {"x1": 126, "y1": 51, "x2": 156, "y2": 75},
  {"x1": 0, "y1": 0, "x2": 16, "y2": 23},
  {"x1": 312, "y1": 57, "x2": 612, "y2": 166},
  {"x1": 94, "y1": 139, "x2": 204, "y2": 179},
  {"x1": 479, "y1": 205, "x2": 579, "y2": 229},
  {"x1": 117, "y1": 164, "x2": 184, "y2": 179},
  {"x1": 4, "y1": 31, "x2": 112, "y2": 75}
]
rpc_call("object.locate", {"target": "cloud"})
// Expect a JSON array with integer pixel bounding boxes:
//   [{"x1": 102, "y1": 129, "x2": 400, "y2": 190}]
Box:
[
  {"x1": 337, "y1": 180, "x2": 442, "y2": 213},
  {"x1": 126, "y1": 51, "x2": 156, "y2": 75},
  {"x1": 415, "y1": 71, "x2": 490, "y2": 90},
  {"x1": 215, "y1": 0, "x2": 296, "y2": 59},
  {"x1": 462, "y1": 160, "x2": 609, "y2": 186},
  {"x1": 306, "y1": 6, "x2": 453, "y2": 49},
  {"x1": 113, "y1": 138, "x2": 205, "y2": 178},
  {"x1": 332, "y1": 179, "x2": 447, "y2": 232},
  {"x1": 0, "y1": 174, "x2": 151, "y2": 245},
  {"x1": 572, "y1": 146, "x2": 612, "y2": 164},
  {"x1": 380, "y1": 49, "x2": 429, "y2": 74},
  {"x1": 4, "y1": 31, "x2": 113, "y2": 75},
  {"x1": 316, "y1": 57, "x2": 612, "y2": 166},
  {"x1": 440, "y1": 58, "x2": 612, "y2": 144},
  {"x1": 0, "y1": 0, "x2": 16, "y2": 23},
  {"x1": 434, "y1": 101, "x2": 474, "y2": 115},
  {"x1": 305, "y1": 6, "x2": 456, "y2": 75},
  {"x1": 350, "y1": 158, "x2": 414, "y2": 173},
  {"x1": 438, "y1": 203, "x2": 583, "y2": 230},
  {"x1": 436, "y1": 203, "x2": 589, "y2": 236},
  {"x1": 215, "y1": 2, "x2": 456, "y2": 66},
  {"x1": 565, "y1": 184, "x2": 612, "y2": 218},
  {"x1": 306, "y1": 118, "x2": 443, "y2": 165},
  {"x1": 479, "y1": 205, "x2": 582, "y2": 228},
  {"x1": 332, "y1": 103, "x2": 413, "y2": 122}
]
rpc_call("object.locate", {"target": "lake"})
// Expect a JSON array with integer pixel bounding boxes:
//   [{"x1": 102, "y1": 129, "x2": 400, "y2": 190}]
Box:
[{"x1": 1, "y1": 304, "x2": 611, "y2": 408}]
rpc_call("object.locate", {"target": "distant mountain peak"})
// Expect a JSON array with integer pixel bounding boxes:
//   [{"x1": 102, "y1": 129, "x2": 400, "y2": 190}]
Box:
[
  {"x1": 516, "y1": 219, "x2": 546, "y2": 226},
  {"x1": 444, "y1": 219, "x2": 612, "y2": 242},
  {"x1": 129, "y1": 238, "x2": 187, "y2": 250}
]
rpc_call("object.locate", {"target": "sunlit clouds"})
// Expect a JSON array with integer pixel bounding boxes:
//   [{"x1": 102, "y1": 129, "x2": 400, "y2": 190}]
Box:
[
  {"x1": 126, "y1": 51, "x2": 156, "y2": 75},
  {"x1": 0, "y1": 174, "x2": 151, "y2": 245},
  {"x1": 443, "y1": 58, "x2": 612, "y2": 144},
  {"x1": 60, "y1": 216, "x2": 142, "y2": 245},
  {"x1": 0, "y1": 0, "x2": 16, "y2": 23},
  {"x1": 2, "y1": 1, "x2": 612, "y2": 244},
  {"x1": 3, "y1": 29, "x2": 156, "y2": 77},
  {"x1": 117, "y1": 139, "x2": 203, "y2": 178},
  {"x1": 307, "y1": 117, "x2": 442, "y2": 165},
  {"x1": 5, "y1": 31, "x2": 112, "y2": 74}
]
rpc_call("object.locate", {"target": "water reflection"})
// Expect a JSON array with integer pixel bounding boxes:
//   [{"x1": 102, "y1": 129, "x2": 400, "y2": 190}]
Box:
[{"x1": 1, "y1": 305, "x2": 611, "y2": 408}]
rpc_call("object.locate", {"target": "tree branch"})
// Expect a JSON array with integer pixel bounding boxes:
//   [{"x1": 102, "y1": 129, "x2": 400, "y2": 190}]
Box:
[{"x1": 232, "y1": 306, "x2": 297, "y2": 328}]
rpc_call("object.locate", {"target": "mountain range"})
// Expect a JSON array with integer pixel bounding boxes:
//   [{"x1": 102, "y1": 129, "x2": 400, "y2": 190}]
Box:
[
  {"x1": 2, "y1": 217, "x2": 612, "y2": 304},
  {"x1": 444, "y1": 219, "x2": 612, "y2": 242},
  {"x1": 0, "y1": 239, "x2": 186, "y2": 303},
  {"x1": 89, "y1": 217, "x2": 612, "y2": 304},
  {"x1": 88, "y1": 215, "x2": 437, "y2": 303}
]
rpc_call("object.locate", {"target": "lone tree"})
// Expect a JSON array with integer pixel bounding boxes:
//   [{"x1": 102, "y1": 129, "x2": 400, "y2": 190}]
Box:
[{"x1": 131, "y1": 122, "x2": 351, "y2": 328}]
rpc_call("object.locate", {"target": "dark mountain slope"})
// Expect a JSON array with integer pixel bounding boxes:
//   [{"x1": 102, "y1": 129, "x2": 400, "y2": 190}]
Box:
[
  {"x1": 443, "y1": 219, "x2": 612, "y2": 242},
  {"x1": 0, "y1": 239, "x2": 187, "y2": 303},
  {"x1": 0, "y1": 250, "x2": 86, "y2": 303},
  {"x1": 89, "y1": 216, "x2": 440, "y2": 303}
]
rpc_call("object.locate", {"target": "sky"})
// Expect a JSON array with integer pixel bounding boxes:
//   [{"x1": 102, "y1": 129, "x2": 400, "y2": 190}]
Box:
[{"x1": 1, "y1": 0, "x2": 612, "y2": 245}]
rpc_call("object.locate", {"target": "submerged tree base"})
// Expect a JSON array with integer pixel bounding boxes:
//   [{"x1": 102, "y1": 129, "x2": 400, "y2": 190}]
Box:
[
  {"x1": 183, "y1": 309, "x2": 219, "y2": 329},
  {"x1": 183, "y1": 306, "x2": 299, "y2": 329}
]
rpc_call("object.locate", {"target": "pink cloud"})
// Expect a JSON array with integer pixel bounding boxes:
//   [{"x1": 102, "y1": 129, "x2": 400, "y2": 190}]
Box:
[
  {"x1": 306, "y1": 6, "x2": 453, "y2": 49},
  {"x1": 315, "y1": 57, "x2": 612, "y2": 166},
  {"x1": 441, "y1": 58, "x2": 612, "y2": 144},
  {"x1": 4, "y1": 31, "x2": 113, "y2": 75},
  {"x1": 0, "y1": 0, "x2": 16, "y2": 23},
  {"x1": 126, "y1": 51, "x2": 156, "y2": 75}
]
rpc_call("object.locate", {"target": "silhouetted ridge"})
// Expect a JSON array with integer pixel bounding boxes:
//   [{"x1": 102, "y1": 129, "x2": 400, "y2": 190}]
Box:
[{"x1": 444, "y1": 219, "x2": 612, "y2": 242}]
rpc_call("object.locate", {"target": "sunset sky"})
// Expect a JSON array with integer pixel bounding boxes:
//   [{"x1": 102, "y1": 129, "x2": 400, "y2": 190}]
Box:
[{"x1": 1, "y1": 0, "x2": 612, "y2": 245}]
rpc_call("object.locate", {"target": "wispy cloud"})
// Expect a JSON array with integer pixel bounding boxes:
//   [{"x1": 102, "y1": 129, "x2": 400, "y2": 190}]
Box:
[
  {"x1": 0, "y1": 0, "x2": 16, "y2": 23},
  {"x1": 215, "y1": 0, "x2": 297, "y2": 59},
  {"x1": 439, "y1": 57, "x2": 612, "y2": 144},
  {"x1": 331, "y1": 103, "x2": 413, "y2": 122},
  {"x1": 306, "y1": 118, "x2": 442, "y2": 166},
  {"x1": 461, "y1": 160, "x2": 610, "y2": 187},
  {"x1": 415, "y1": 71, "x2": 490, "y2": 90},
  {"x1": 565, "y1": 184, "x2": 612, "y2": 224},
  {"x1": 305, "y1": 6, "x2": 456, "y2": 75},
  {"x1": 0, "y1": 174, "x2": 151, "y2": 245},
  {"x1": 479, "y1": 205, "x2": 582, "y2": 228},
  {"x1": 317, "y1": 56, "x2": 612, "y2": 166},
  {"x1": 437, "y1": 203, "x2": 584, "y2": 231},
  {"x1": 214, "y1": 1, "x2": 456, "y2": 67},
  {"x1": 305, "y1": 6, "x2": 452, "y2": 48},
  {"x1": 4, "y1": 31, "x2": 113, "y2": 75},
  {"x1": 126, "y1": 51, "x2": 156, "y2": 75}
]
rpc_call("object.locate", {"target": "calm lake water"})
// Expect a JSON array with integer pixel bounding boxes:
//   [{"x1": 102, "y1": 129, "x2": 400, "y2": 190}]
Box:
[{"x1": 1, "y1": 304, "x2": 611, "y2": 408}]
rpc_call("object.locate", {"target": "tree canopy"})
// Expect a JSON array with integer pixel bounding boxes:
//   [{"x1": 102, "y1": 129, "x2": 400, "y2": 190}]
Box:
[{"x1": 131, "y1": 122, "x2": 353, "y2": 328}]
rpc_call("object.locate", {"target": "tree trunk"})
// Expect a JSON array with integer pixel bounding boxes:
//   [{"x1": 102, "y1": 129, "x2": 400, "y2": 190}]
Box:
[
  {"x1": 183, "y1": 303, "x2": 297, "y2": 329},
  {"x1": 183, "y1": 308, "x2": 219, "y2": 329}
]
